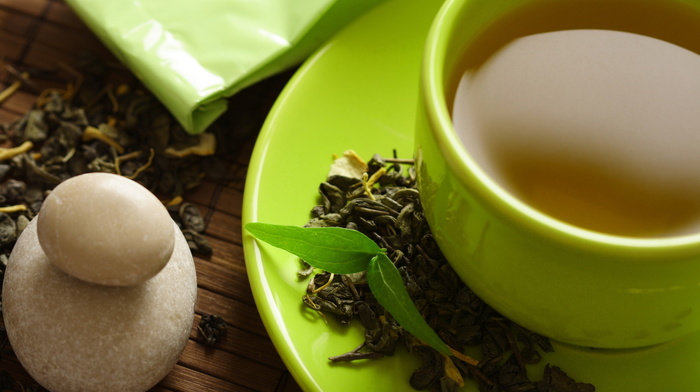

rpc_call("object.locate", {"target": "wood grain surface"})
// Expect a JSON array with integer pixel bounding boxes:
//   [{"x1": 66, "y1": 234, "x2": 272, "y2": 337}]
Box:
[{"x1": 0, "y1": 1, "x2": 303, "y2": 391}]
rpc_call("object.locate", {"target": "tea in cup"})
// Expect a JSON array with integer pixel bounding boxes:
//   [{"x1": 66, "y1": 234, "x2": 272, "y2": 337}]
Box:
[{"x1": 415, "y1": 0, "x2": 700, "y2": 349}]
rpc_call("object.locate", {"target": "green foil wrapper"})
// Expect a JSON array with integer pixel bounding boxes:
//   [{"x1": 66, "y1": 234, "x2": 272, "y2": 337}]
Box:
[{"x1": 66, "y1": 0, "x2": 385, "y2": 133}]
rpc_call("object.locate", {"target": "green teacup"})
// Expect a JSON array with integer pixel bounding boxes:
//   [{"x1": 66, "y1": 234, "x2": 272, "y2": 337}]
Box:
[{"x1": 415, "y1": 0, "x2": 700, "y2": 349}]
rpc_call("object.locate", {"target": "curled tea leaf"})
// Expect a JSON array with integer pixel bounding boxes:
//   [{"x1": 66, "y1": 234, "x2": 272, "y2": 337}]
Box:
[{"x1": 198, "y1": 314, "x2": 228, "y2": 346}]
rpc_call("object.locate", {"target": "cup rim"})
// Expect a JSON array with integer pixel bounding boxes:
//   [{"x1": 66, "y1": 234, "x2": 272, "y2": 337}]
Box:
[{"x1": 421, "y1": 0, "x2": 700, "y2": 257}]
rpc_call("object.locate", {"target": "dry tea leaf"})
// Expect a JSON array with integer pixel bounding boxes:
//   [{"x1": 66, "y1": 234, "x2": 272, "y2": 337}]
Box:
[{"x1": 294, "y1": 151, "x2": 595, "y2": 391}]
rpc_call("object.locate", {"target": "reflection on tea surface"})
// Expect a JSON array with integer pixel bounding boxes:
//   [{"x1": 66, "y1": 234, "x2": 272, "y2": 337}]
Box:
[{"x1": 453, "y1": 17, "x2": 700, "y2": 237}]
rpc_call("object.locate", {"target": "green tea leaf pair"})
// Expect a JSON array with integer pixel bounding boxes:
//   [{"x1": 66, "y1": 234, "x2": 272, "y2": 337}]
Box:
[{"x1": 245, "y1": 222, "x2": 450, "y2": 356}]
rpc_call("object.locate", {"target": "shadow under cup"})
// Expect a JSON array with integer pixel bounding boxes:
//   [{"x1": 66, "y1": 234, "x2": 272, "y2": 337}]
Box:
[{"x1": 415, "y1": 0, "x2": 700, "y2": 349}]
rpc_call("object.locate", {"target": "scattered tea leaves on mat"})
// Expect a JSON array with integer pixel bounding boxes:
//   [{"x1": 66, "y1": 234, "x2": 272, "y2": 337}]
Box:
[
  {"x1": 246, "y1": 222, "x2": 451, "y2": 356},
  {"x1": 0, "y1": 56, "x2": 216, "y2": 258},
  {"x1": 198, "y1": 314, "x2": 229, "y2": 346},
  {"x1": 0, "y1": 57, "x2": 293, "y2": 389},
  {"x1": 0, "y1": 56, "x2": 236, "y2": 312}
]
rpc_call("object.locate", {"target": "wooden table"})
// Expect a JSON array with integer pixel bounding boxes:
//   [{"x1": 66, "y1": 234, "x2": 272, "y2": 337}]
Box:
[{"x1": 0, "y1": 1, "x2": 303, "y2": 391}]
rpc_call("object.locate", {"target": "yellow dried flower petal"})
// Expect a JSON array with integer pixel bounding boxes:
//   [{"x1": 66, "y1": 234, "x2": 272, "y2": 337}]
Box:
[
  {"x1": 328, "y1": 149, "x2": 368, "y2": 179},
  {"x1": 82, "y1": 126, "x2": 125, "y2": 154},
  {"x1": 164, "y1": 132, "x2": 216, "y2": 158},
  {"x1": 0, "y1": 141, "x2": 33, "y2": 161}
]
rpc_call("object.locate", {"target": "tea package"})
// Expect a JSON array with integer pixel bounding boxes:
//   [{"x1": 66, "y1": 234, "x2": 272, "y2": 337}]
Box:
[{"x1": 65, "y1": 0, "x2": 385, "y2": 134}]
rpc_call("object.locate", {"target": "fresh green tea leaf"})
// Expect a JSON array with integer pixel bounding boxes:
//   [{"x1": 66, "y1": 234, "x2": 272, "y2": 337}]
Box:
[
  {"x1": 246, "y1": 222, "x2": 450, "y2": 355},
  {"x1": 245, "y1": 223, "x2": 380, "y2": 274},
  {"x1": 366, "y1": 253, "x2": 451, "y2": 356}
]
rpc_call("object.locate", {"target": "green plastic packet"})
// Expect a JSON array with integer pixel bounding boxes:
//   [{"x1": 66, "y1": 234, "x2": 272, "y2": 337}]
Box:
[{"x1": 66, "y1": 0, "x2": 385, "y2": 134}]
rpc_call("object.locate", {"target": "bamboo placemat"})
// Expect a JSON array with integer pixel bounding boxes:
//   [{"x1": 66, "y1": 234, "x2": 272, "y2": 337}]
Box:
[{"x1": 0, "y1": 1, "x2": 302, "y2": 391}]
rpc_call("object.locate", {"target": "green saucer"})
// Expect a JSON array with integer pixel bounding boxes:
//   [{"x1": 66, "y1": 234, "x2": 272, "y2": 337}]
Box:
[{"x1": 242, "y1": 0, "x2": 700, "y2": 390}]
